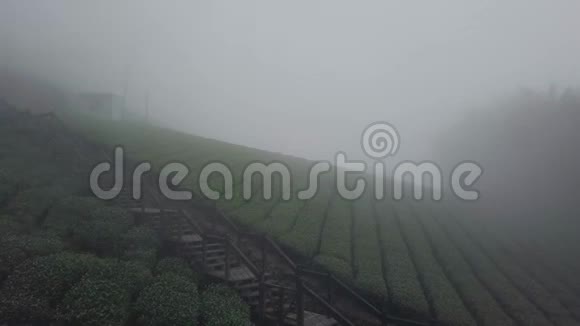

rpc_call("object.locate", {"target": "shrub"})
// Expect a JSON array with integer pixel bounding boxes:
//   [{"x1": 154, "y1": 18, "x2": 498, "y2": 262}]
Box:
[
  {"x1": 0, "y1": 182, "x2": 16, "y2": 207},
  {"x1": 0, "y1": 155, "x2": 66, "y2": 188},
  {"x1": 43, "y1": 195, "x2": 103, "y2": 236},
  {"x1": 52, "y1": 176, "x2": 86, "y2": 196},
  {"x1": 0, "y1": 167, "x2": 17, "y2": 184},
  {"x1": 134, "y1": 274, "x2": 200, "y2": 326},
  {"x1": 121, "y1": 226, "x2": 160, "y2": 267},
  {"x1": 5, "y1": 186, "x2": 67, "y2": 228},
  {"x1": 86, "y1": 258, "x2": 153, "y2": 295},
  {"x1": 201, "y1": 284, "x2": 251, "y2": 326},
  {"x1": 70, "y1": 206, "x2": 134, "y2": 256},
  {"x1": 1, "y1": 233, "x2": 65, "y2": 258},
  {"x1": 156, "y1": 257, "x2": 198, "y2": 281},
  {"x1": 314, "y1": 255, "x2": 352, "y2": 281},
  {"x1": 73, "y1": 220, "x2": 128, "y2": 256},
  {"x1": 0, "y1": 233, "x2": 65, "y2": 280},
  {"x1": 0, "y1": 164, "x2": 23, "y2": 190},
  {"x1": 123, "y1": 248, "x2": 158, "y2": 269},
  {"x1": 0, "y1": 287, "x2": 52, "y2": 322},
  {"x1": 0, "y1": 253, "x2": 100, "y2": 322},
  {"x1": 58, "y1": 278, "x2": 130, "y2": 326},
  {"x1": 0, "y1": 246, "x2": 27, "y2": 280},
  {"x1": 89, "y1": 206, "x2": 134, "y2": 227},
  {"x1": 0, "y1": 216, "x2": 23, "y2": 237},
  {"x1": 123, "y1": 226, "x2": 160, "y2": 251}
]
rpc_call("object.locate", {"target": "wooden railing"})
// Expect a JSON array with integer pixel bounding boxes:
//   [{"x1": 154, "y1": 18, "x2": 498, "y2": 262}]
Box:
[
  {"x1": 264, "y1": 235, "x2": 297, "y2": 271},
  {"x1": 302, "y1": 281, "x2": 355, "y2": 326},
  {"x1": 261, "y1": 281, "x2": 298, "y2": 325},
  {"x1": 298, "y1": 267, "x2": 432, "y2": 326},
  {"x1": 203, "y1": 204, "x2": 434, "y2": 326}
]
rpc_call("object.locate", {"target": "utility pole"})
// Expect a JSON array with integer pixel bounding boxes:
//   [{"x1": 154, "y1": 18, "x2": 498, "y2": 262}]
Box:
[
  {"x1": 121, "y1": 62, "x2": 133, "y2": 119},
  {"x1": 144, "y1": 90, "x2": 150, "y2": 123}
]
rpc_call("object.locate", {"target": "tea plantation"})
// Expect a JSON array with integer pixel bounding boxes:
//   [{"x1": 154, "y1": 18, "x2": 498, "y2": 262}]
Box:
[
  {"x1": 57, "y1": 111, "x2": 580, "y2": 326},
  {"x1": 0, "y1": 111, "x2": 250, "y2": 325}
]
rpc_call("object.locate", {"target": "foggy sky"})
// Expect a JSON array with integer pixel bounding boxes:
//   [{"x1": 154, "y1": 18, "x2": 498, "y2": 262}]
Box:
[{"x1": 1, "y1": 0, "x2": 579, "y2": 162}]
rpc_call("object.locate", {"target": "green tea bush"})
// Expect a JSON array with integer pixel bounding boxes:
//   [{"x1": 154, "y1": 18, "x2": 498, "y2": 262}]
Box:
[
  {"x1": 123, "y1": 248, "x2": 158, "y2": 269},
  {"x1": 73, "y1": 220, "x2": 128, "y2": 256},
  {"x1": 201, "y1": 284, "x2": 251, "y2": 326},
  {"x1": 375, "y1": 202, "x2": 431, "y2": 320},
  {"x1": 256, "y1": 200, "x2": 305, "y2": 236},
  {"x1": 318, "y1": 198, "x2": 352, "y2": 264},
  {"x1": 0, "y1": 156, "x2": 64, "y2": 189},
  {"x1": 56, "y1": 205, "x2": 131, "y2": 256},
  {"x1": 232, "y1": 199, "x2": 276, "y2": 227},
  {"x1": 394, "y1": 204, "x2": 477, "y2": 326},
  {"x1": 351, "y1": 197, "x2": 388, "y2": 299},
  {"x1": 0, "y1": 232, "x2": 65, "y2": 279},
  {"x1": 58, "y1": 278, "x2": 130, "y2": 326},
  {"x1": 279, "y1": 193, "x2": 332, "y2": 258},
  {"x1": 0, "y1": 157, "x2": 32, "y2": 186},
  {"x1": 0, "y1": 216, "x2": 23, "y2": 237},
  {"x1": 86, "y1": 258, "x2": 153, "y2": 295},
  {"x1": 43, "y1": 195, "x2": 103, "y2": 236},
  {"x1": 52, "y1": 176, "x2": 87, "y2": 195},
  {"x1": 71, "y1": 206, "x2": 134, "y2": 255},
  {"x1": 0, "y1": 286, "x2": 52, "y2": 322},
  {"x1": 123, "y1": 226, "x2": 160, "y2": 251},
  {"x1": 5, "y1": 186, "x2": 67, "y2": 229},
  {"x1": 314, "y1": 255, "x2": 352, "y2": 281},
  {"x1": 0, "y1": 182, "x2": 16, "y2": 207},
  {"x1": 134, "y1": 274, "x2": 200, "y2": 326},
  {"x1": 0, "y1": 232, "x2": 66, "y2": 279},
  {"x1": 1, "y1": 233, "x2": 65, "y2": 257},
  {"x1": 89, "y1": 206, "x2": 134, "y2": 226},
  {"x1": 155, "y1": 257, "x2": 198, "y2": 281},
  {"x1": 0, "y1": 253, "x2": 100, "y2": 322},
  {"x1": 0, "y1": 246, "x2": 27, "y2": 280}
]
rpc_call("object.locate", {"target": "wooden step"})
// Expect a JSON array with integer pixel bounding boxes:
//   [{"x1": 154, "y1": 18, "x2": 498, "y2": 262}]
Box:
[
  {"x1": 187, "y1": 251, "x2": 237, "y2": 264},
  {"x1": 178, "y1": 234, "x2": 203, "y2": 243},
  {"x1": 204, "y1": 257, "x2": 241, "y2": 268},
  {"x1": 208, "y1": 265, "x2": 256, "y2": 282},
  {"x1": 185, "y1": 242, "x2": 223, "y2": 250},
  {"x1": 285, "y1": 311, "x2": 338, "y2": 326},
  {"x1": 127, "y1": 207, "x2": 178, "y2": 214},
  {"x1": 233, "y1": 281, "x2": 259, "y2": 292},
  {"x1": 190, "y1": 248, "x2": 225, "y2": 257}
]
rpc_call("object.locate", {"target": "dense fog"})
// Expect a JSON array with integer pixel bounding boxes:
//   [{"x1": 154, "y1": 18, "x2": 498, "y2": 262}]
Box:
[
  {"x1": 1, "y1": 1, "x2": 579, "y2": 222},
  {"x1": 438, "y1": 89, "x2": 580, "y2": 232}
]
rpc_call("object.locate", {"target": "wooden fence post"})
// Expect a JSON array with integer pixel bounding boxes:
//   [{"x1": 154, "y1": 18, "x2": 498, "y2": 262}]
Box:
[
  {"x1": 261, "y1": 236, "x2": 267, "y2": 273},
  {"x1": 202, "y1": 237, "x2": 207, "y2": 265},
  {"x1": 278, "y1": 287, "x2": 285, "y2": 324},
  {"x1": 327, "y1": 272, "x2": 333, "y2": 304},
  {"x1": 381, "y1": 307, "x2": 388, "y2": 326},
  {"x1": 224, "y1": 239, "x2": 231, "y2": 280},
  {"x1": 259, "y1": 275, "x2": 266, "y2": 322},
  {"x1": 296, "y1": 269, "x2": 304, "y2": 326},
  {"x1": 140, "y1": 190, "x2": 145, "y2": 214},
  {"x1": 160, "y1": 206, "x2": 166, "y2": 238}
]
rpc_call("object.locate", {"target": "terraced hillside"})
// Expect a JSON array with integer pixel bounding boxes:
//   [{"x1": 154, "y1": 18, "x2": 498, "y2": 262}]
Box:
[
  {"x1": 0, "y1": 109, "x2": 252, "y2": 325},
  {"x1": 62, "y1": 112, "x2": 580, "y2": 326}
]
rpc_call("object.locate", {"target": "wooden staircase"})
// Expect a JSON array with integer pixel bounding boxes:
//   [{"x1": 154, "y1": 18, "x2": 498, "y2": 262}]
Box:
[{"x1": 129, "y1": 196, "x2": 341, "y2": 326}]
